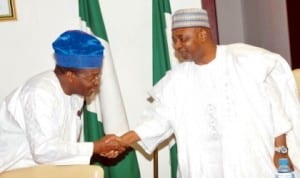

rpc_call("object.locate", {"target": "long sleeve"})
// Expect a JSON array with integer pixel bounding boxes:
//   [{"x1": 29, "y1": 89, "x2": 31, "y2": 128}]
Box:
[
  {"x1": 21, "y1": 86, "x2": 93, "y2": 165},
  {"x1": 265, "y1": 55, "x2": 300, "y2": 171},
  {"x1": 134, "y1": 71, "x2": 178, "y2": 154}
]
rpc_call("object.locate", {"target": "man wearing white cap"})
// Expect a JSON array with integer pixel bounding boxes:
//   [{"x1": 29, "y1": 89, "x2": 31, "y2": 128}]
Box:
[
  {"x1": 116, "y1": 8, "x2": 300, "y2": 178},
  {"x1": 0, "y1": 30, "x2": 124, "y2": 173}
]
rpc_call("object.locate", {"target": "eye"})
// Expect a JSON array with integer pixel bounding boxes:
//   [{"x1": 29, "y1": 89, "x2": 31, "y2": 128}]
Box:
[
  {"x1": 173, "y1": 36, "x2": 189, "y2": 46},
  {"x1": 87, "y1": 74, "x2": 99, "y2": 81},
  {"x1": 180, "y1": 36, "x2": 189, "y2": 43},
  {"x1": 76, "y1": 72, "x2": 99, "y2": 82}
]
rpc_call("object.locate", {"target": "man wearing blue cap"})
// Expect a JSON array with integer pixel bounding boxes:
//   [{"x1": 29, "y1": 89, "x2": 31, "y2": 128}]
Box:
[
  {"x1": 0, "y1": 30, "x2": 124, "y2": 172},
  {"x1": 114, "y1": 8, "x2": 300, "y2": 178}
]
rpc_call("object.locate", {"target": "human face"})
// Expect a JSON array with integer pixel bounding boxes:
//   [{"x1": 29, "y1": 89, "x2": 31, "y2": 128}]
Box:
[
  {"x1": 172, "y1": 27, "x2": 203, "y2": 61},
  {"x1": 73, "y1": 68, "x2": 101, "y2": 97}
]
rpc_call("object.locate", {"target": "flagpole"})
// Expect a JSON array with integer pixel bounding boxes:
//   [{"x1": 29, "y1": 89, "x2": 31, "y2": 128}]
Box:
[
  {"x1": 152, "y1": 0, "x2": 172, "y2": 178},
  {"x1": 153, "y1": 149, "x2": 158, "y2": 178}
]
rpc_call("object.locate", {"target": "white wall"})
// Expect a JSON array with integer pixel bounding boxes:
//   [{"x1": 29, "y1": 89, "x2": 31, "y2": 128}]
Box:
[
  {"x1": 215, "y1": 0, "x2": 245, "y2": 44},
  {"x1": 0, "y1": 0, "x2": 200, "y2": 178},
  {"x1": 215, "y1": 0, "x2": 291, "y2": 64},
  {"x1": 0, "y1": 0, "x2": 79, "y2": 101},
  {"x1": 1, "y1": 0, "x2": 292, "y2": 177},
  {"x1": 241, "y1": 0, "x2": 291, "y2": 64}
]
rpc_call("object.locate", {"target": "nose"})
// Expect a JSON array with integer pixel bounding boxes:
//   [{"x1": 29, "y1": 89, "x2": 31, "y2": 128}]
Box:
[
  {"x1": 94, "y1": 76, "x2": 100, "y2": 86},
  {"x1": 173, "y1": 40, "x2": 182, "y2": 51}
]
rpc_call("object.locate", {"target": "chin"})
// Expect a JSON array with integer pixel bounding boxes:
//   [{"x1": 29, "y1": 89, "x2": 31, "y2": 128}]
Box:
[
  {"x1": 180, "y1": 54, "x2": 191, "y2": 59},
  {"x1": 183, "y1": 58, "x2": 193, "y2": 61},
  {"x1": 85, "y1": 92, "x2": 97, "y2": 102}
]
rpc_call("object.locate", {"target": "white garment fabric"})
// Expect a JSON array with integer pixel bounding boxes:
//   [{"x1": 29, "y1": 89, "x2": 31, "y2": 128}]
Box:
[
  {"x1": 0, "y1": 71, "x2": 93, "y2": 172},
  {"x1": 135, "y1": 43, "x2": 300, "y2": 178}
]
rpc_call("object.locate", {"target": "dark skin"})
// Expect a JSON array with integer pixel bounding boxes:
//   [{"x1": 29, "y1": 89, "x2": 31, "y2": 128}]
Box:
[
  {"x1": 99, "y1": 29, "x2": 221, "y2": 153},
  {"x1": 274, "y1": 134, "x2": 294, "y2": 170},
  {"x1": 54, "y1": 66, "x2": 126, "y2": 158},
  {"x1": 54, "y1": 66, "x2": 101, "y2": 97},
  {"x1": 101, "y1": 27, "x2": 295, "y2": 168},
  {"x1": 172, "y1": 26, "x2": 294, "y2": 170},
  {"x1": 172, "y1": 27, "x2": 216, "y2": 64}
]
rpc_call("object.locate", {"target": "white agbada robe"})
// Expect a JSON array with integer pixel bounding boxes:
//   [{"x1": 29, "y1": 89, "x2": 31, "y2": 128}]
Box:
[
  {"x1": 135, "y1": 43, "x2": 300, "y2": 178},
  {"x1": 0, "y1": 71, "x2": 93, "y2": 172}
]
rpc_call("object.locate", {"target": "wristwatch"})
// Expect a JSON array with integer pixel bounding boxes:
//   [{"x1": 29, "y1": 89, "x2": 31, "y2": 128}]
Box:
[{"x1": 275, "y1": 146, "x2": 288, "y2": 154}]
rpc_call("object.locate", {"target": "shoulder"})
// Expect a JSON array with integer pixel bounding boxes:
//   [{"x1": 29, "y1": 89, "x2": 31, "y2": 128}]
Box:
[
  {"x1": 225, "y1": 43, "x2": 270, "y2": 54},
  {"x1": 157, "y1": 62, "x2": 194, "y2": 85},
  {"x1": 150, "y1": 62, "x2": 194, "y2": 99},
  {"x1": 222, "y1": 43, "x2": 292, "y2": 81},
  {"x1": 225, "y1": 43, "x2": 283, "y2": 62},
  {"x1": 5, "y1": 71, "x2": 55, "y2": 99},
  {"x1": 4, "y1": 71, "x2": 59, "y2": 112},
  {"x1": 225, "y1": 43, "x2": 276, "y2": 59},
  {"x1": 168, "y1": 61, "x2": 195, "y2": 78},
  {"x1": 224, "y1": 43, "x2": 288, "y2": 70},
  {"x1": 18, "y1": 71, "x2": 61, "y2": 99},
  {"x1": 23, "y1": 71, "x2": 58, "y2": 89}
]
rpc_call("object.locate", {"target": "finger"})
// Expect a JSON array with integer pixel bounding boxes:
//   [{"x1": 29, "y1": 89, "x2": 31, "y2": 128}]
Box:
[
  {"x1": 104, "y1": 135, "x2": 121, "y2": 144},
  {"x1": 104, "y1": 150, "x2": 119, "y2": 158},
  {"x1": 99, "y1": 150, "x2": 114, "y2": 157}
]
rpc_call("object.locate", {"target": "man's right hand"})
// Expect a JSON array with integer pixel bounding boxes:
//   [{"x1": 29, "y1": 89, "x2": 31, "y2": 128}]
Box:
[{"x1": 93, "y1": 134, "x2": 128, "y2": 158}]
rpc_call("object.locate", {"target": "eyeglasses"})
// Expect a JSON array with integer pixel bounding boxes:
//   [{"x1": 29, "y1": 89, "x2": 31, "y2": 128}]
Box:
[{"x1": 75, "y1": 71, "x2": 100, "y2": 82}]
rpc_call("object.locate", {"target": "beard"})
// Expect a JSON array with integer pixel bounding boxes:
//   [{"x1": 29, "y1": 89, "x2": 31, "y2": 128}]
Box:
[{"x1": 85, "y1": 87, "x2": 100, "y2": 104}]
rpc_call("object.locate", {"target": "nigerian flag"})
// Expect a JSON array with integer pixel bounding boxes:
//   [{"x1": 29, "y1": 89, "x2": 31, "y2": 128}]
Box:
[
  {"x1": 153, "y1": 0, "x2": 178, "y2": 178},
  {"x1": 79, "y1": 0, "x2": 140, "y2": 178}
]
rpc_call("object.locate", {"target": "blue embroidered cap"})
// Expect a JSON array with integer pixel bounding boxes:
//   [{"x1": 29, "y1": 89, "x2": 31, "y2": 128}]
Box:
[{"x1": 52, "y1": 30, "x2": 104, "y2": 69}]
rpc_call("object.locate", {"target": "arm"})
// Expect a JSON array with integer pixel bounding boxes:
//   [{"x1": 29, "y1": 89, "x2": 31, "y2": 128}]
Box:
[
  {"x1": 95, "y1": 131, "x2": 141, "y2": 151},
  {"x1": 93, "y1": 134, "x2": 127, "y2": 158},
  {"x1": 263, "y1": 57, "x2": 299, "y2": 170},
  {"x1": 23, "y1": 89, "x2": 93, "y2": 165},
  {"x1": 273, "y1": 134, "x2": 294, "y2": 170},
  {"x1": 120, "y1": 131, "x2": 141, "y2": 146},
  {"x1": 275, "y1": 134, "x2": 287, "y2": 148},
  {"x1": 94, "y1": 131, "x2": 140, "y2": 158}
]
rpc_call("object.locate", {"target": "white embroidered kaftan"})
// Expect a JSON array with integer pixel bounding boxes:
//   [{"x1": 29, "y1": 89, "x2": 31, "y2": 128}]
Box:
[
  {"x1": 0, "y1": 71, "x2": 93, "y2": 172},
  {"x1": 135, "y1": 43, "x2": 300, "y2": 178}
]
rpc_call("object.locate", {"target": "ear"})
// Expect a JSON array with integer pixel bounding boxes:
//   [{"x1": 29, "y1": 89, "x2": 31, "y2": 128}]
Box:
[
  {"x1": 66, "y1": 71, "x2": 75, "y2": 83},
  {"x1": 197, "y1": 29, "x2": 208, "y2": 42}
]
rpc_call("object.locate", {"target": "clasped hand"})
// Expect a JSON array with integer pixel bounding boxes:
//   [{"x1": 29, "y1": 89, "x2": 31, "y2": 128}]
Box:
[{"x1": 94, "y1": 134, "x2": 128, "y2": 159}]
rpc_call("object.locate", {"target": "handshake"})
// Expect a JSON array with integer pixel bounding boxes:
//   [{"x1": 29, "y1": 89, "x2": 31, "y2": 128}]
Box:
[{"x1": 93, "y1": 132, "x2": 135, "y2": 159}]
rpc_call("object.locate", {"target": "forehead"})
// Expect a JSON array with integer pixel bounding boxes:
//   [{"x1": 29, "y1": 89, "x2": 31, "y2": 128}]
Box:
[
  {"x1": 172, "y1": 27, "x2": 198, "y2": 37},
  {"x1": 77, "y1": 68, "x2": 101, "y2": 74}
]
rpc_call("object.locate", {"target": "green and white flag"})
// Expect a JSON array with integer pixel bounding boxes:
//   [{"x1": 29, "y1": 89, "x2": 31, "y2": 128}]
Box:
[
  {"x1": 153, "y1": 0, "x2": 178, "y2": 177},
  {"x1": 79, "y1": 0, "x2": 140, "y2": 178}
]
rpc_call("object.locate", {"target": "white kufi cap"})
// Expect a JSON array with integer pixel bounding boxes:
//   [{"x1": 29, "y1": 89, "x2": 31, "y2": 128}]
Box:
[{"x1": 172, "y1": 8, "x2": 210, "y2": 29}]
